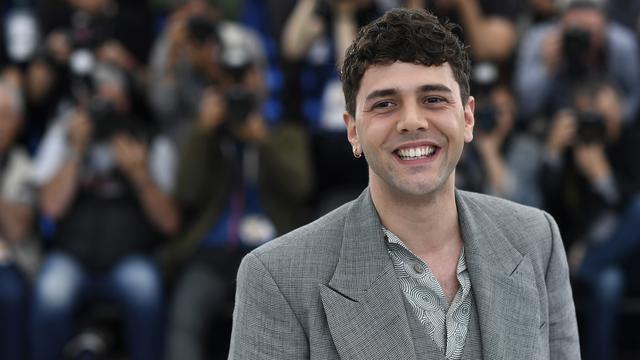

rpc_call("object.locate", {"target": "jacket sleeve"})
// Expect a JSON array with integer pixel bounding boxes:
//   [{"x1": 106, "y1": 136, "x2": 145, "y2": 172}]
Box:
[
  {"x1": 175, "y1": 125, "x2": 226, "y2": 210},
  {"x1": 543, "y1": 211, "x2": 581, "y2": 360},
  {"x1": 229, "y1": 253, "x2": 309, "y2": 359},
  {"x1": 259, "y1": 123, "x2": 314, "y2": 202}
]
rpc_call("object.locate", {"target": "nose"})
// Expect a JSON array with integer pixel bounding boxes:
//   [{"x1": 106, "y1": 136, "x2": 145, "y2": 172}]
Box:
[{"x1": 396, "y1": 102, "x2": 428, "y2": 133}]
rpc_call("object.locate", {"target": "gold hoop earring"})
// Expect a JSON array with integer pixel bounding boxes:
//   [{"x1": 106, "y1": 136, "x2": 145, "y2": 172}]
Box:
[{"x1": 353, "y1": 146, "x2": 362, "y2": 158}]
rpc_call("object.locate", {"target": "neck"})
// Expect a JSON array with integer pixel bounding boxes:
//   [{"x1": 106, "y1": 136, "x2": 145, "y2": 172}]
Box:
[{"x1": 370, "y1": 178, "x2": 461, "y2": 255}]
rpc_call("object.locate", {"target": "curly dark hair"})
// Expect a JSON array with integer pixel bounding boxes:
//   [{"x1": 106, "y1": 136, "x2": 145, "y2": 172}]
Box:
[{"x1": 340, "y1": 8, "x2": 471, "y2": 117}]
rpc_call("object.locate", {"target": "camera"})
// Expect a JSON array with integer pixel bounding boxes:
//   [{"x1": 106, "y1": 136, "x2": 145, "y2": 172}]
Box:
[
  {"x1": 475, "y1": 105, "x2": 498, "y2": 133},
  {"x1": 87, "y1": 97, "x2": 147, "y2": 142},
  {"x1": 220, "y1": 33, "x2": 260, "y2": 129},
  {"x1": 470, "y1": 62, "x2": 499, "y2": 133},
  {"x1": 224, "y1": 85, "x2": 258, "y2": 128},
  {"x1": 575, "y1": 110, "x2": 606, "y2": 144},
  {"x1": 562, "y1": 27, "x2": 592, "y2": 78},
  {"x1": 87, "y1": 98, "x2": 128, "y2": 141}
]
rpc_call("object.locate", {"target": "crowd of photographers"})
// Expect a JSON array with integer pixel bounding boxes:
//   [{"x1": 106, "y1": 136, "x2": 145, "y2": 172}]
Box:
[{"x1": 0, "y1": 0, "x2": 639, "y2": 359}]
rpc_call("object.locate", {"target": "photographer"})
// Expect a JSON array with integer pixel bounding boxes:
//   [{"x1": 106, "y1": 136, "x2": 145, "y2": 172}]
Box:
[
  {"x1": 456, "y1": 68, "x2": 544, "y2": 207},
  {"x1": 161, "y1": 63, "x2": 314, "y2": 357},
  {"x1": 149, "y1": 0, "x2": 266, "y2": 145},
  {"x1": 515, "y1": 0, "x2": 640, "y2": 123},
  {"x1": 0, "y1": 80, "x2": 38, "y2": 360},
  {"x1": 29, "y1": 63, "x2": 179, "y2": 360},
  {"x1": 541, "y1": 80, "x2": 640, "y2": 360}
]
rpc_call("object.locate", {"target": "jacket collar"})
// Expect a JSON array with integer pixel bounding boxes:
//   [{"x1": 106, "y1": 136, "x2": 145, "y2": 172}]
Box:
[
  {"x1": 321, "y1": 188, "x2": 541, "y2": 359},
  {"x1": 321, "y1": 188, "x2": 417, "y2": 359},
  {"x1": 456, "y1": 190, "x2": 542, "y2": 359}
]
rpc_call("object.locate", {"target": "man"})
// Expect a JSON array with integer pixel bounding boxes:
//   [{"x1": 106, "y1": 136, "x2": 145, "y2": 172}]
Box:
[
  {"x1": 0, "y1": 80, "x2": 38, "y2": 360},
  {"x1": 515, "y1": 0, "x2": 639, "y2": 123},
  {"x1": 229, "y1": 8, "x2": 580, "y2": 359},
  {"x1": 29, "y1": 63, "x2": 179, "y2": 360},
  {"x1": 541, "y1": 79, "x2": 640, "y2": 360},
  {"x1": 162, "y1": 83, "x2": 313, "y2": 358},
  {"x1": 148, "y1": 0, "x2": 267, "y2": 145}
]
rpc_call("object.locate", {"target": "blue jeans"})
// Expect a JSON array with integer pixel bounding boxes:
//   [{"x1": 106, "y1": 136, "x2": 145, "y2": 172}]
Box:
[
  {"x1": 0, "y1": 264, "x2": 27, "y2": 360},
  {"x1": 577, "y1": 195, "x2": 640, "y2": 360},
  {"x1": 30, "y1": 251, "x2": 164, "y2": 360}
]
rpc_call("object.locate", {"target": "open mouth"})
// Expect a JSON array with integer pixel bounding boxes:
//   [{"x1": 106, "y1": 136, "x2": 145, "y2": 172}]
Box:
[{"x1": 394, "y1": 145, "x2": 439, "y2": 161}]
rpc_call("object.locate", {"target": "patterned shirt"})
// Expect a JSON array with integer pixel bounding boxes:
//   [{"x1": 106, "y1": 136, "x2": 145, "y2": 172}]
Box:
[{"x1": 384, "y1": 228, "x2": 472, "y2": 360}]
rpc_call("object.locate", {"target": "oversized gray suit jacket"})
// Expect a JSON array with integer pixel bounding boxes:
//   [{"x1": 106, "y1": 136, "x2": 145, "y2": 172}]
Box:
[{"x1": 229, "y1": 189, "x2": 580, "y2": 359}]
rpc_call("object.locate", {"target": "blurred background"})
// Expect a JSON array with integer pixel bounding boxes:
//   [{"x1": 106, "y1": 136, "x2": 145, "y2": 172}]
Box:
[{"x1": 0, "y1": 0, "x2": 638, "y2": 359}]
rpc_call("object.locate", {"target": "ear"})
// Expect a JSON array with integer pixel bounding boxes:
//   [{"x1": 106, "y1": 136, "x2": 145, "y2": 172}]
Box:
[
  {"x1": 464, "y1": 96, "x2": 475, "y2": 143},
  {"x1": 343, "y1": 110, "x2": 358, "y2": 147}
]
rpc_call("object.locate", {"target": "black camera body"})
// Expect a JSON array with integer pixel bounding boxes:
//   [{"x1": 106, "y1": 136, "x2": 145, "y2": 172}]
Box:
[
  {"x1": 576, "y1": 110, "x2": 607, "y2": 144},
  {"x1": 87, "y1": 98, "x2": 146, "y2": 141},
  {"x1": 475, "y1": 105, "x2": 498, "y2": 133},
  {"x1": 224, "y1": 85, "x2": 258, "y2": 128},
  {"x1": 563, "y1": 27, "x2": 592, "y2": 78}
]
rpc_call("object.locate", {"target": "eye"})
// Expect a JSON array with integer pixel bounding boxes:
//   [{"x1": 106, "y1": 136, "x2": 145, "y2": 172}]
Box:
[
  {"x1": 372, "y1": 100, "x2": 395, "y2": 110},
  {"x1": 423, "y1": 96, "x2": 446, "y2": 104}
]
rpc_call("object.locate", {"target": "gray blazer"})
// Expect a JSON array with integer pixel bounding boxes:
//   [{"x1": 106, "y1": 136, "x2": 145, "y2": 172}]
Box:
[{"x1": 229, "y1": 189, "x2": 580, "y2": 359}]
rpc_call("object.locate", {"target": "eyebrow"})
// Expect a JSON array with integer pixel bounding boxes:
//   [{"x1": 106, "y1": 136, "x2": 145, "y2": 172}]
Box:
[
  {"x1": 364, "y1": 84, "x2": 454, "y2": 102},
  {"x1": 417, "y1": 84, "x2": 453, "y2": 94},
  {"x1": 365, "y1": 88, "x2": 398, "y2": 102}
]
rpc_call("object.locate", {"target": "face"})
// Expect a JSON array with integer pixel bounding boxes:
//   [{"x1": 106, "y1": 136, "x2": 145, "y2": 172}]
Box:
[
  {"x1": 68, "y1": 0, "x2": 109, "y2": 13},
  {"x1": 344, "y1": 62, "x2": 474, "y2": 200},
  {"x1": 562, "y1": 8, "x2": 606, "y2": 49}
]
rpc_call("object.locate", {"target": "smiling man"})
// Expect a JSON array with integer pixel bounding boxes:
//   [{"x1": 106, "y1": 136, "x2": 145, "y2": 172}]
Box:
[{"x1": 229, "y1": 8, "x2": 580, "y2": 360}]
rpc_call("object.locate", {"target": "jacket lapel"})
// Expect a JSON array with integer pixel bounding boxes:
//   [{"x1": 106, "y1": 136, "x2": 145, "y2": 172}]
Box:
[
  {"x1": 456, "y1": 191, "x2": 541, "y2": 359},
  {"x1": 320, "y1": 189, "x2": 417, "y2": 360}
]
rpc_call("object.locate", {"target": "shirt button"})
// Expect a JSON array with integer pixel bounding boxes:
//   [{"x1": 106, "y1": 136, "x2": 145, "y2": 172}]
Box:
[{"x1": 413, "y1": 263, "x2": 424, "y2": 274}]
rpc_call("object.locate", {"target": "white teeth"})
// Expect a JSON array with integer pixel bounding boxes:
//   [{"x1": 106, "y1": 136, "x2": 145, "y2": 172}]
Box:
[{"x1": 397, "y1": 146, "x2": 436, "y2": 160}]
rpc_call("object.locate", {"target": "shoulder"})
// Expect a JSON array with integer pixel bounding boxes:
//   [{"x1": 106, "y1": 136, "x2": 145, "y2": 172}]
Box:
[
  {"x1": 458, "y1": 189, "x2": 543, "y2": 216},
  {"x1": 239, "y1": 200, "x2": 353, "y2": 290},
  {"x1": 520, "y1": 22, "x2": 555, "y2": 46},
  {"x1": 457, "y1": 190, "x2": 557, "y2": 256},
  {"x1": 252, "y1": 201, "x2": 349, "y2": 266},
  {"x1": 607, "y1": 22, "x2": 639, "y2": 58}
]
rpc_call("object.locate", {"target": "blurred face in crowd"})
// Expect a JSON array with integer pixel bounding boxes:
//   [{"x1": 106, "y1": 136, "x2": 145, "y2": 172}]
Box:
[
  {"x1": 562, "y1": 7, "x2": 606, "y2": 50},
  {"x1": 95, "y1": 81, "x2": 129, "y2": 114},
  {"x1": 26, "y1": 59, "x2": 56, "y2": 103},
  {"x1": 0, "y1": 90, "x2": 22, "y2": 156},
  {"x1": 68, "y1": 0, "x2": 111, "y2": 14},
  {"x1": 574, "y1": 85, "x2": 623, "y2": 142},
  {"x1": 330, "y1": 0, "x2": 373, "y2": 8},
  {"x1": 489, "y1": 86, "x2": 516, "y2": 140},
  {"x1": 188, "y1": 39, "x2": 214, "y2": 66},
  {"x1": 181, "y1": 0, "x2": 215, "y2": 15},
  {"x1": 344, "y1": 62, "x2": 475, "y2": 200}
]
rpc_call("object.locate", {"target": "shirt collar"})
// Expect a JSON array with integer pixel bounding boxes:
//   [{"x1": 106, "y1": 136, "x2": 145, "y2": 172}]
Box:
[{"x1": 383, "y1": 227, "x2": 468, "y2": 276}]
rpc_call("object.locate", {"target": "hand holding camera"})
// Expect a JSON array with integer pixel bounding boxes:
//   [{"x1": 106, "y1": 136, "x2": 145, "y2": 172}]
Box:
[
  {"x1": 233, "y1": 112, "x2": 269, "y2": 143},
  {"x1": 573, "y1": 142, "x2": 611, "y2": 183},
  {"x1": 111, "y1": 133, "x2": 149, "y2": 186},
  {"x1": 474, "y1": 105, "x2": 501, "y2": 157},
  {"x1": 197, "y1": 87, "x2": 227, "y2": 133},
  {"x1": 546, "y1": 109, "x2": 577, "y2": 157},
  {"x1": 68, "y1": 108, "x2": 93, "y2": 154}
]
